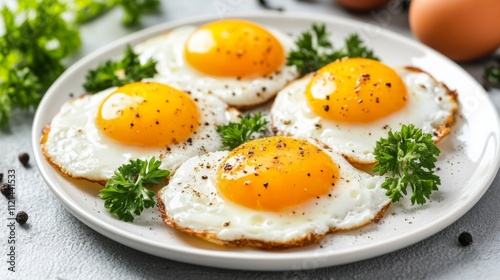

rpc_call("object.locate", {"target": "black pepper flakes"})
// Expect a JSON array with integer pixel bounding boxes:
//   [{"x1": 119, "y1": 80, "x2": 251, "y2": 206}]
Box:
[
  {"x1": 1, "y1": 183, "x2": 13, "y2": 198},
  {"x1": 323, "y1": 105, "x2": 330, "y2": 112},
  {"x1": 385, "y1": 82, "x2": 392, "y2": 87},
  {"x1": 201, "y1": 175, "x2": 208, "y2": 180},
  {"x1": 458, "y1": 232, "x2": 473, "y2": 246},
  {"x1": 16, "y1": 211, "x2": 28, "y2": 225},
  {"x1": 18, "y1": 153, "x2": 29, "y2": 167},
  {"x1": 263, "y1": 182, "x2": 268, "y2": 188}
]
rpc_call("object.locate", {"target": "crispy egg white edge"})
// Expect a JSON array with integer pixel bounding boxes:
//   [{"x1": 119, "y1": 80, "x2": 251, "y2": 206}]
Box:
[
  {"x1": 270, "y1": 67, "x2": 458, "y2": 165},
  {"x1": 159, "y1": 139, "x2": 390, "y2": 243},
  {"x1": 134, "y1": 25, "x2": 299, "y2": 108},
  {"x1": 41, "y1": 87, "x2": 240, "y2": 182}
]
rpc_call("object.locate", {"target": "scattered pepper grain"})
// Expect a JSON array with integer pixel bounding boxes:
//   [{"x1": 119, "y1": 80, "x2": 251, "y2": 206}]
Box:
[
  {"x1": 18, "y1": 152, "x2": 29, "y2": 167},
  {"x1": 458, "y1": 231, "x2": 473, "y2": 246},
  {"x1": 16, "y1": 211, "x2": 28, "y2": 225}
]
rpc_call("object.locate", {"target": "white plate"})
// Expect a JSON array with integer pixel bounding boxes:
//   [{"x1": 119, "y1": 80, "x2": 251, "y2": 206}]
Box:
[{"x1": 32, "y1": 12, "x2": 500, "y2": 271}]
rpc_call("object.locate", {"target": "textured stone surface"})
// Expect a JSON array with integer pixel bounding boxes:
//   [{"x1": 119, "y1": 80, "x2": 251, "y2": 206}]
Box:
[{"x1": 1, "y1": 0, "x2": 499, "y2": 279}]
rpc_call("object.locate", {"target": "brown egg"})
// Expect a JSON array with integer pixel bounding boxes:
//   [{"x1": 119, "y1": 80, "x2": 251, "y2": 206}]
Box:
[
  {"x1": 409, "y1": 0, "x2": 500, "y2": 61},
  {"x1": 336, "y1": 0, "x2": 390, "y2": 11}
]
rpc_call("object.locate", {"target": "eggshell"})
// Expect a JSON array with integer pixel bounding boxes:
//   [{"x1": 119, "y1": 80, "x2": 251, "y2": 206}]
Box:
[{"x1": 409, "y1": 0, "x2": 500, "y2": 61}]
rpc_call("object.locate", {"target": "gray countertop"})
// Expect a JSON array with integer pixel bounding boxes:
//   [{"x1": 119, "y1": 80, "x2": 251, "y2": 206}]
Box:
[{"x1": 1, "y1": 0, "x2": 500, "y2": 279}]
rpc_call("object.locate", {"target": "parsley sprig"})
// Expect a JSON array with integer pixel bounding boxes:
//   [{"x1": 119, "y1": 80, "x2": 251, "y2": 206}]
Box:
[
  {"x1": 483, "y1": 56, "x2": 500, "y2": 90},
  {"x1": 75, "y1": 0, "x2": 161, "y2": 26},
  {"x1": 287, "y1": 23, "x2": 379, "y2": 75},
  {"x1": 373, "y1": 124, "x2": 441, "y2": 205},
  {"x1": 216, "y1": 113, "x2": 269, "y2": 150},
  {"x1": 98, "y1": 157, "x2": 170, "y2": 222},
  {"x1": 83, "y1": 45, "x2": 158, "y2": 94},
  {"x1": 0, "y1": 0, "x2": 81, "y2": 127}
]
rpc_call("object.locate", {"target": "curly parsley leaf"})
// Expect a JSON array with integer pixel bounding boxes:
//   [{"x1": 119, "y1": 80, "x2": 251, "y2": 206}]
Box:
[
  {"x1": 98, "y1": 157, "x2": 170, "y2": 222},
  {"x1": 0, "y1": 0, "x2": 81, "y2": 127},
  {"x1": 373, "y1": 124, "x2": 441, "y2": 205},
  {"x1": 74, "y1": 0, "x2": 116, "y2": 24},
  {"x1": 120, "y1": 0, "x2": 160, "y2": 26},
  {"x1": 287, "y1": 23, "x2": 379, "y2": 75},
  {"x1": 216, "y1": 113, "x2": 269, "y2": 150},
  {"x1": 483, "y1": 56, "x2": 500, "y2": 90},
  {"x1": 83, "y1": 45, "x2": 158, "y2": 93},
  {"x1": 74, "y1": 0, "x2": 160, "y2": 26},
  {"x1": 342, "y1": 34, "x2": 378, "y2": 60},
  {"x1": 0, "y1": 66, "x2": 42, "y2": 127}
]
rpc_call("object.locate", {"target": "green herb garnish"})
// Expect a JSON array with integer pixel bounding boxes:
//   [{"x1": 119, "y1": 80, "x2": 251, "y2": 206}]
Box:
[
  {"x1": 483, "y1": 56, "x2": 500, "y2": 90},
  {"x1": 98, "y1": 157, "x2": 170, "y2": 222},
  {"x1": 287, "y1": 23, "x2": 379, "y2": 76},
  {"x1": 75, "y1": 0, "x2": 161, "y2": 26},
  {"x1": 0, "y1": 0, "x2": 81, "y2": 127},
  {"x1": 83, "y1": 45, "x2": 158, "y2": 94},
  {"x1": 216, "y1": 113, "x2": 269, "y2": 150},
  {"x1": 373, "y1": 124, "x2": 441, "y2": 205}
]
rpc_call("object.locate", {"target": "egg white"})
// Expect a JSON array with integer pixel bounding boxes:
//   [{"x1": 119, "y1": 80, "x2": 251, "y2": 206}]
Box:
[
  {"x1": 41, "y1": 87, "x2": 239, "y2": 183},
  {"x1": 270, "y1": 67, "x2": 458, "y2": 165},
  {"x1": 134, "y1": 25, "x2": 299, "y2": 108},
  {"x1": 159, "y1": 139, "x2": 390, "y2": 247}
]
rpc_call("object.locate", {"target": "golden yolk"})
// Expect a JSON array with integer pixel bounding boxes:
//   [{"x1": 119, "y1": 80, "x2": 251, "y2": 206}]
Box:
[
  {"x1": 306, "y1": 58, "x2": 407, "y2": 123},
  {"x1": 184, "y1": 19, "x2": 285, "y2": 78},
  {"x1": 216, "y1": 136, "x2": 338, "y2": 212},
  {"x1": 96, "y1": 82, "x2": 199, "y2": 147}
]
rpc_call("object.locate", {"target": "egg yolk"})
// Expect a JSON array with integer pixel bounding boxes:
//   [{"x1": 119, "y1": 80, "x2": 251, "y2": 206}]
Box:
[
  {"x1": 184, "y1": 19, "x2": 285, "y2": 78},
  {"x1": 306, "y1": 58, "x2": 407, "y2": 123},
  {"x1": 96, "y1": 82, "x2": 199, "y2": 147},
  {"x1": 216, "y1": 137, "x2": 338, "y2": 212}
]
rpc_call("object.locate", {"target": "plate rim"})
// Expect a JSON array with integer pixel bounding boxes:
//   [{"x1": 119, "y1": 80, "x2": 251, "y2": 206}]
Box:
[{"x1": 32, "y1": 10, "x2": 500, "y2": 271}]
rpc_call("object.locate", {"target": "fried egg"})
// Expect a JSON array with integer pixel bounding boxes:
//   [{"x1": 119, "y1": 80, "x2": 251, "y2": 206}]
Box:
[
  {"x1": 135, "y1": 19, "x2": 299, "y2": 108},
  {"x1": 270, "y1": 58, "x2": 458, "y2": 165},
  {"x1": 41, "y1": 81, "x2": 239, "y2": 184},
  {"x1": 158, "y1": 136, "x2": 390, "y2": 249}
]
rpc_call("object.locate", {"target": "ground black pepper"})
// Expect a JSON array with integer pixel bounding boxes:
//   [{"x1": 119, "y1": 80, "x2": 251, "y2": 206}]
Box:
[
  {"x1": 16, "y1": 211, "x2": 28, "y2": 225},
  {"x1": 1, "y1": 183, "x2": 12, "y2": 198},
  {"x1": 458, "y1": 232, "x2": 473, "y2": 246},
  {"x1": 18, "y1": 152, "x2": 29, "y2": 167}
]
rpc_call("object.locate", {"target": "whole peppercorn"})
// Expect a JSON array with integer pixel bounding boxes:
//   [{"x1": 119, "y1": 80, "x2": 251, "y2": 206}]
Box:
[
  {"x1": 19, "y1": 152, "x2": 30, "y2": 167},
  {"x1": 16, "y1": 211, "x2": 28, "y2": 225},
  {"x1": 1, "y1": 183, "x2": 13, "y2": 198},
  {"x1": 458, "y1": 231, "x2": 473, "y2": 246}
]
